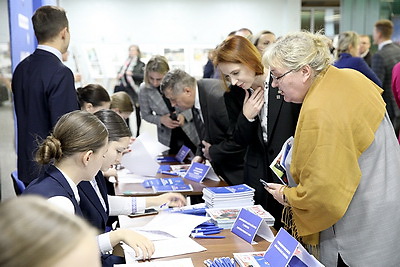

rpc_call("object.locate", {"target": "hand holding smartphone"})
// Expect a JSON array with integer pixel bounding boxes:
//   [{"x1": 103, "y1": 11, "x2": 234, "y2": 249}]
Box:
[{"x1": 260, "y1": 179, "x2": 271, "y2": 188}]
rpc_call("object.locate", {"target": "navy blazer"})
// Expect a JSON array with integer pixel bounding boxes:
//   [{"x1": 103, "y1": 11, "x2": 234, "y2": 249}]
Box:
[
  {"x1": 196, "y1": 79, "x2": 246, "y2": 185},
  {"x1": 334, "y1": 53, "x2": 382, "y2": 87},
  {"x1": 12, "y1": 49, "x2": 79, "y2": 184},
  {"x1": 78, "y1": 171, "x2": 110, "y2": 231},
  {"x1": 23, "y1": 165, "x2": 83, "y2": 216}
]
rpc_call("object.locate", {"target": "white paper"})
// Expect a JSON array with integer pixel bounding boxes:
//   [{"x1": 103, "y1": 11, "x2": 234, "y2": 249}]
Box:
[
  {"x1": 114, "y1": 258, "x2": 194, "y2": 267},
  {"x1": 204, "y1": 162, "x2": 220, "y2": 181},
  {"x1": 119, "y1": 214, "x2": 155, "y2": 229},
  {"x1": 137, "y1": 132, "x2": 169, "y2": 158},
  {"x1": 121, "y1": 138, "x2": 160, "y2": 176},
  {"x1": 113, "y1": 169, "x2": 150, "y2": 183},
  {"x1": 256, "y1": 221, "x2": 275, "y2": 242},
  {"x1": 135, "y1": 212, "x2": 209, "y2": 238},
  {"x1": 122, "y1": 237, "x2": 206, "y2": 262}
]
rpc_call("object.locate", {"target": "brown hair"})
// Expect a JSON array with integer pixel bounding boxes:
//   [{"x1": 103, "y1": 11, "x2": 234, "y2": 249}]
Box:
[
  {"x1": 129, "y1": 44, "x2": 142, "y2": 59},
  {"x1": 375, "y1": 19, "x2": 393, "y2": 39},
  {"x1": 35, "y1": 111, "x2": 108, "y2": 165},
  {"x1": 213, "y1": 35, "x2": 264, "y2": 90},
  {"x1": 214, "y1": 35, "x2": 264, "y2": 76},
  {"x1": 94, "y1": 109, "x2": 131, "y2": 142},
  {"x1": 77, "y1": 84, "x2": 110, "y2": 108},
  {"x1": 0, "y1": 196, "x2": 97, "y2": 267},
  {"x1": 253, "y1": 30, "x2": 275, "y2": 46},
  {"x1": 144, "y1": 55, "x2": 170, "y2": 86},
  {"x1": 110, "y1": 91, "x2": 134, "y2": 113},
  {"x1": 32, "y1": 5, "x2": 69, "y2": 43}
]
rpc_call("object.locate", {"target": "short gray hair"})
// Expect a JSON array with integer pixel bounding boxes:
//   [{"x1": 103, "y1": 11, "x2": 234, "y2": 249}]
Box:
[
  {"x1": 264, "y1": 31, "x2": 332, "y2": 76},
  {"x1": 160, "y1": 69, "x2": 196, "y2": 95}
]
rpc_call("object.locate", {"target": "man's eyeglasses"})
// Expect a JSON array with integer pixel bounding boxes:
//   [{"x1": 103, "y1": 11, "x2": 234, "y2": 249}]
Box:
[{"x1": 270, "y1": 69, "x2": 294, "y2": 81}]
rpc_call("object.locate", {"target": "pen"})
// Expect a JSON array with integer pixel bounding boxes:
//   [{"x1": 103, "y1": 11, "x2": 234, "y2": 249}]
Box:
[
  {"x1": 193, "y1": 228, "x2": 224, "y2": 233},
  {"x1": 197, "y1": 222, "x2": 215, "y2": 227},
  {"x1": 215, "y1": 258, "x2": 227, "y2": 267},
  {"x1": 221, "y1": 258, "x2": 229, "y2": 267},
  {"x1": 224, "y1": 257, "x2": 234, "y2": 267},
  {"x1": 195, "y1": 226, "x2": 223, "y2": 230},
  {"x1": 160, "y1": 171, "x2": 179, "y2": 176},
  {"x1": 214, "y1": 258, "x2": 223, "y2": 267},
  {"x1": 192, "y1": 235, "x2": 225, "y2": 239},
  {"x1": 191, "y1": 231, "x2": 220, "y2": 236},
  {"x1": 202, "y1": 230, "x2": 222, "y2": 235},
  {"x1": 204, "y1": 259, "x2": 213, "y2": 267},
  {"x1": 159, "y1": 201, "x2": 170, "y2": 209}
]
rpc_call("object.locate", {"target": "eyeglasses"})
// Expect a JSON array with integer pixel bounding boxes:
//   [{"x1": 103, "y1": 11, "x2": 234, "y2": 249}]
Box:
[{"x1": 270, "y1": 69, "x2": 294, "y2": 82}]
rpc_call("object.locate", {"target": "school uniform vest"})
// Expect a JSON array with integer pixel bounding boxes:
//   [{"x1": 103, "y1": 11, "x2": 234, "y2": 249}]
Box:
[
  {"x1": 23, "y1": 165, "x2": 83, "y2": 216},
  {"x1": 78, "y1": 171, "x2": 110, "y2": 231}
]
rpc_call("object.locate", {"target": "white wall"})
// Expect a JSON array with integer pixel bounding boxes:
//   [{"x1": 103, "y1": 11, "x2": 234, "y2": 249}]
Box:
[
  {"x1": 60, "y1": 0, "x2": 301, "y2": 46},
  {"x1": 2, "y1": 0, "x2": 301, "y2": 84},
  {"x1": 58, "y1": 0, "x2": 301, "y2": 83}
]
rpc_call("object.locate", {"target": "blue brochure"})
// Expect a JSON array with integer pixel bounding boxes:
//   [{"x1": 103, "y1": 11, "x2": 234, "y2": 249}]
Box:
[
  {"x1": 204, "y1": 184, "x2": 255, "y2": 195},
  {"x1": 157, "y1": 165, "x2": 171, "y2": 173},
  {"x1": 264, "y1": 228, "x2": 298, "y2": 266},
  {"x1": 184, "y1": 162, "x2": 210, "y2": 183},
  {"x1": 152, "y1": 184, "x2": 193, "y2": 193},
  {"x1": 142, "y1": 177, "x2": 185, "y2": 188},
  {"x1": 175, "y1": 145, "x2": 191, "y2": 162},
  {"x1": 157, "y1": 145, "x2": 192, "y2": 163},
  {"x1": 231, "y1": 208, "x2": 274, "y2": 244},
  {"x1": 263, "y1": 228, "x2": 324, "y2": 267},
  {"x1": 156, "y1": 156, "x2": 178, "y2": 163}
]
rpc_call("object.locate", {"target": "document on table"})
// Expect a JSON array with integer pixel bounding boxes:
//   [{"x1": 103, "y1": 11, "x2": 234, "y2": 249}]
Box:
[
  {"x1": 114, "y1": 258, "x2": 194, "y2": 266},
  {"x1": 122, "y1": 237, "x2": 206, "y2": 262},
  {"x1": 112, "y1": 168, "x2": 150, "y2": 184},
  {"x1": 133, "y1": 212, "x2": 209, "y2": 239}
]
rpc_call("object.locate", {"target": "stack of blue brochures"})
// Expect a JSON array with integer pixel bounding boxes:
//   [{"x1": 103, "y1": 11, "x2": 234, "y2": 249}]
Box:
[{"x1": 202, "y1": 184, "x2": 255, "y2": 208}]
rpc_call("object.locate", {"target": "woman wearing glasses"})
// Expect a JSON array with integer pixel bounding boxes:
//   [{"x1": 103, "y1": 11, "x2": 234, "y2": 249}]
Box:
[
  {"x1": 213, "y1": 35, "x2": 301, "y2": 230},
  {"x1": 264, "y1": 31, "x2": 400, "y2": 266}
]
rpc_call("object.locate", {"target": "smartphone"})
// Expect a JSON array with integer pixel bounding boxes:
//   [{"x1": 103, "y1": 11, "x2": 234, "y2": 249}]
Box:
[
  {"x1": 260, "y1": 179, "x2": 269, "y2": 187},
  {"x1": 128, "y1": 208, "x2": 159, "y2": 218},
  {"x1": 170, "y1": 112, "x2": 177, "y2": 121}
]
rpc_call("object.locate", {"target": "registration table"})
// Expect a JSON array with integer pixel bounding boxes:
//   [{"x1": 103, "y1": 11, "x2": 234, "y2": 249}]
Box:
[{"x1": 118, "y1": 214, "x2": 272, "y2": 266}]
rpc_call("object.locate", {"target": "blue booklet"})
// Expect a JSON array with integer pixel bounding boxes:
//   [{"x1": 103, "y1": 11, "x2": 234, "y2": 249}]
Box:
[
  {"x1": 142, "y1": 177, "x2": 185, "y2": 188},
  {"x1": 183, "y1": 162, "x2": 210, "y2": 183},
  {"x1": 263, "y1": 228, "x2": 324, "y2": 266},
  {"x1": 203, "y1": 184, "x2": 255, "y2": 196},
  {"x1": 231, "y1": 208, "x2": 274, "y2": 244},
  {"x1": 157, "y1": 145, "x2": 192, "y2": 163},
  {"x1": 157, "y1": 165, "x2": 172, "y2": 173},
  {"x1": 152, "y1": 184, "x2": 193, "y2": 193}
]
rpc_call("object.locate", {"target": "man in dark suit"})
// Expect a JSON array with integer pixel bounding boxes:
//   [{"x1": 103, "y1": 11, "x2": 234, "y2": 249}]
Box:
[
  {"x1": 372, "y1": 19, "x2": 400, "y2": 135},
  {"x1": 161, "y1": 69, "x2": 246, "y2": 185},
  {"x1": 359, "y1": 34, "x2": 373, "y2": 67},
  {"x1": 12, "y1": 6, "x2": 79, "y2": 185}
]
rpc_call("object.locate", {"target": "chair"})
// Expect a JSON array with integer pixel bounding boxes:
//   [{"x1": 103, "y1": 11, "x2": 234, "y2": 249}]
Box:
[{"x1": 11, "y1": 170, "x2": 25, "y2": 195}]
